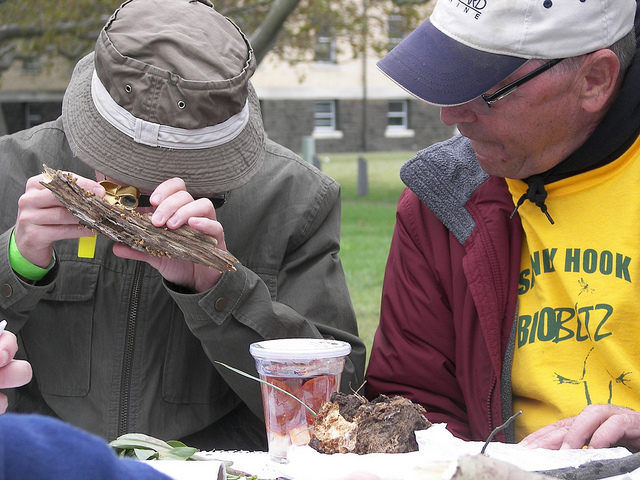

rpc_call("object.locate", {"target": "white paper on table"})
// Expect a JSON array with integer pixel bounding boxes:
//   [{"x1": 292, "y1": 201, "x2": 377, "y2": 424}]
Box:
[
  {"x1": 145, "y1": 459, "x2": 225, "y2": 480},
  {"x1": 280, "y1": 447, "x2": 442, "y2": 479},
  {"x1": 276, "y1": 423, "x2": 639, "y2": 480},
  {"x1": 415, "y1": 424, "x2": 636, "y2": 479},
  {"x1": 196, "y1": 450, "x2": 282, "y2": 479},
  {"x1": 199, "y1": 447, "x2": 438, "y2": 480},
  {"x1": 195, "y1": 425, "x2": 640, "y2": 480}
]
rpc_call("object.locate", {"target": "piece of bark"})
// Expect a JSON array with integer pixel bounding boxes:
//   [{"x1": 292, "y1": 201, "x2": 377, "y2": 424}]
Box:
[
  {"x1": 537, "y1": 451, "x2": 640, "y2": 480},
  {"x1": 310, "y1": 392, "x2": 432, "y2": 454},
  {"x1": 40, "y1": 165, "x2": 238, "y2": 272}
]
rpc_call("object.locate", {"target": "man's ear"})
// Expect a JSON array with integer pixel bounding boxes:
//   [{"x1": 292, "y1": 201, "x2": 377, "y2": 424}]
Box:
[{"x1": 578, "y1": 49, "x2": 621, "y2": 113}]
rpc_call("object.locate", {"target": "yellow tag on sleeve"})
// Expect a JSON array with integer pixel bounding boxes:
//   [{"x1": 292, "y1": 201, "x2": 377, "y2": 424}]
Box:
[{"x1": 78, "y1": 235, "x2": 97, "y2": 258}]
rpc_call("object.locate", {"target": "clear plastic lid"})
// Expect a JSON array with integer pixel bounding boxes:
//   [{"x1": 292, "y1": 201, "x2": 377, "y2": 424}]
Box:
[{"x1": 249, "y1": 338, "x2": 351, "y2": 361}]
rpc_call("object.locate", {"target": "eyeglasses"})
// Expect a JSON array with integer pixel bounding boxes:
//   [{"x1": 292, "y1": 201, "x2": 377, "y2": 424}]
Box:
[
  {"x1": 471, "y1": 58, "x2": 564, "y2": 115},
  {"x1": 100, "y1": 181, "x2": 228, "y2": 210}
]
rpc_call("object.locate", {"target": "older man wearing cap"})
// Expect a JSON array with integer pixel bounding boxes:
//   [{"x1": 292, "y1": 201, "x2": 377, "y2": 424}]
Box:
[
  {"x1": 366, "y1": 0, "x2": 640, "y2": 452},
  {"x1": 0, "y1": 0, "x2": 365, "y2": 450}
]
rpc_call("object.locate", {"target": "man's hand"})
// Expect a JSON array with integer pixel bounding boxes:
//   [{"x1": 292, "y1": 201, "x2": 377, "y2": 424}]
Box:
[
  {"x1": 0, "y1": 330, "x2": 32, "y2": 413},
  {"x1": 520, "y1": 404, "x2": 640, "y2": 452},
  {"x1": 14, "y1": 174, "x2": 105, "y2": 268},
  {"x1": 111, "y1": 177, "x2": 226, "y2": 292}
]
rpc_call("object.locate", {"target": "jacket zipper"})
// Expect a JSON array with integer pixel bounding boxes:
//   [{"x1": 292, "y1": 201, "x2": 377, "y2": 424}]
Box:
[{"x1": 118, "y1": 261, "x2": 145, "y2": 436}]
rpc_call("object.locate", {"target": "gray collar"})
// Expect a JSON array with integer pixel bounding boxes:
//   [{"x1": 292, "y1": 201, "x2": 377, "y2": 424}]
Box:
[{"x1": 400, "y1": 135, "x2": 489, "y2": 244}]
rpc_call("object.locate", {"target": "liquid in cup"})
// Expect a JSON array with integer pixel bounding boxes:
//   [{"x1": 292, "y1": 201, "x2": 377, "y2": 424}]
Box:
[{"x1": 249, "y1": 338, "x2": 351, "y2": 463}]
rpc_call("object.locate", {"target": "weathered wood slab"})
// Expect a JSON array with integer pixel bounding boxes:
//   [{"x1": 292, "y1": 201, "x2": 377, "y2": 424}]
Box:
[{"x1": 40, "y1": 165, "x2": 238, "y2": 273}]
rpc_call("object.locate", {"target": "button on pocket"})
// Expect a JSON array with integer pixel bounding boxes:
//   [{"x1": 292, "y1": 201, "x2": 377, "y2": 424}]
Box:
[
  {"x1": 1, "y1": 283, "x2": 12, "y2": 298},
  {"x1": 214, "y1": 298, "x2": 227, "y2": 311}
]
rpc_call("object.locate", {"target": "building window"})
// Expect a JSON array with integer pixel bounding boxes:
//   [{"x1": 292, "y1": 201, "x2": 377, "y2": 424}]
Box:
[
  {"x1": 314, "y1": 100, "x2": 337, "y2": 130},
  {"x1": 315, "y1": 29, "x2": 336, "y2": 63},
  {"x1": 388, "y1": 13, "x2": 407, "y2": 50},
  {"x1": 312, "y1": 100, "x2": 343, "y2": 140},
  {"x1": 21, "y1": 57, "x2": 43, "y2": 75},
  {"x1": 387, "y1": 100, "x2": 408, "y2": 129},
  {"x1": 385, "y1": 99, "x2": 414, "y2": 139}
]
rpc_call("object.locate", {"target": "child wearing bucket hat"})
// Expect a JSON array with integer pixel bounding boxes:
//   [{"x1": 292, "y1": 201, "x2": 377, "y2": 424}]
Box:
[
  {"x1": 0, "y1": 0, "x2": 365, "y2": 450},
  {"x1": 366, "y1": 0, "x2": 640, "y2": 452}
]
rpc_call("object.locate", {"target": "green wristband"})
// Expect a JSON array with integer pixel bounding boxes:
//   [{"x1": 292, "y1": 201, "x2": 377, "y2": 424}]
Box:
[{"x1": 9, "y1": 229, "x2": 54, "y2": 281}]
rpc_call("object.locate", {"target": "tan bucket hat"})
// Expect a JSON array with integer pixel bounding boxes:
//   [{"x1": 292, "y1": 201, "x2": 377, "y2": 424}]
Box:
[{"x1": 62, "y1": 0, "x2": 265, "y2": 196}]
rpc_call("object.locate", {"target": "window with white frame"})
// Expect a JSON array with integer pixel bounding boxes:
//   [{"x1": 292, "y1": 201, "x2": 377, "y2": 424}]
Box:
[
  {"x1": 385, "y1": 99, "x2": 414, "y2": 138},
  {"x1": 315, "y1": 29, "x2": 336, "y2": 63},
  {"x1": 314, "y1": 100, "x2": 337, "y2": 130},
  {"x1": 387, "y1": 100, "x2": 408, "y2": 129},
  {"x1": 388, "y1": 13, "x2": 407, "y2": 50}
]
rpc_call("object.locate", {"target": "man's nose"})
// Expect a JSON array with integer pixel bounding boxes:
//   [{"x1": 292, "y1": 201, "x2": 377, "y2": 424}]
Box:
[{"x1": 440, "y1": 104, "x2": 477, "y2": 126}]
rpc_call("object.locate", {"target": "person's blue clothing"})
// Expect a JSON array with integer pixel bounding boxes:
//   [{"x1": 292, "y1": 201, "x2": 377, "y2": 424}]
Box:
[{"x1": 0, "y1": 413, "x2": 170, "y2": 480}]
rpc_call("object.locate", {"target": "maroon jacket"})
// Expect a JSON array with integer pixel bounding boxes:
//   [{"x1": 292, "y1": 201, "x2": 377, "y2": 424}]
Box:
[
  {"x1": 366, "y1": 21, "x2": 640, "y2": 439},
  {"x1": 365, "y1": 136, "x2": 523, "y2": 442}
]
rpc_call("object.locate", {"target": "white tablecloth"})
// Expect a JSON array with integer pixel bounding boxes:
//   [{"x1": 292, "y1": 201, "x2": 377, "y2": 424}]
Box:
[{"x1": 151, "y1": 424, "x2": 640, "y2": 480}]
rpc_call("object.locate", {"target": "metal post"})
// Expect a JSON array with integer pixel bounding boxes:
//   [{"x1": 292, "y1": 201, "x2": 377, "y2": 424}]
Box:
[
  {"x1": 357, "y1": 156, "x2": 368, "y2": 197},
  {"x1": 301, "y1": 136, "x2": 316, "y2": 164}
]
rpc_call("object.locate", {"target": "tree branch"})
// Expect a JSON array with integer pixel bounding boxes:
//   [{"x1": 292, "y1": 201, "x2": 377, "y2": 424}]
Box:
[{"x1": 249, "y1": 0, "x2": 301, "y2": 65}]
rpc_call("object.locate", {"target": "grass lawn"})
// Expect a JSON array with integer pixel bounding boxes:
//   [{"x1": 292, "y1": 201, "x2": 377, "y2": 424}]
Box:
[{"x1": 321, "y1": 151, "x2": 416, "y2": 364}]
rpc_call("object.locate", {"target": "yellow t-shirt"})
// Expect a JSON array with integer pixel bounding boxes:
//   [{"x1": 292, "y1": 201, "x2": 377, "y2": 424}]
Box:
[{"x1": 507, "y1": 136, "x2": 640, "y2": 442}]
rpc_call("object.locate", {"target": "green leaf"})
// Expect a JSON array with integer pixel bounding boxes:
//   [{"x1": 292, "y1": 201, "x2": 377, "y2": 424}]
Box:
[
  {"x1": 110, "y1": 433, "x2": 174, "y2": 452},
  {"x1": 164, "y1": 447, "x2": 199, "y2": 460},
  {"x1": 134, "y1": 449, "x2": 159, "y2": 461},
  {"x1": 109, "y1": 433, "x2": 200, "y2": 461},
  {"x1": 166, "y1": 440, "x2": 189, "y2": 448}
]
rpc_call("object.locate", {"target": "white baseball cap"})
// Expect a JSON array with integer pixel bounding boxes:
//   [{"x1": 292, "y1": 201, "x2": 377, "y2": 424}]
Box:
[{"x1": 378, "y1": 0, "x2": 636, "y2": 107}]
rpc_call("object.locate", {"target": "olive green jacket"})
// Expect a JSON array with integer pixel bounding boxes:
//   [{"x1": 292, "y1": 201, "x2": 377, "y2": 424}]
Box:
[{"x1": 0, "y1": 118, "x2": 365, "y2": 447}]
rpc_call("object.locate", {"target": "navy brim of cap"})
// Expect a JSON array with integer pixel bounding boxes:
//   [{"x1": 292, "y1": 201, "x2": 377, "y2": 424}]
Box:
[{"x1": 378, "y1": 18, "x2": 528, "y2": 107}]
